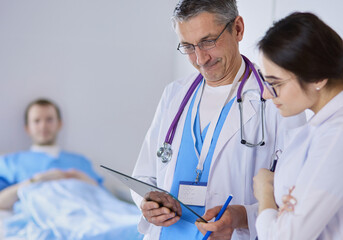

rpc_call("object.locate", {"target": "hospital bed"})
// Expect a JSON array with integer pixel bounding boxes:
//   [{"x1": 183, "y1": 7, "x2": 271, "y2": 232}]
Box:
[{"x1": 0, "y1": 179, "x2": 143, "y2": 240}]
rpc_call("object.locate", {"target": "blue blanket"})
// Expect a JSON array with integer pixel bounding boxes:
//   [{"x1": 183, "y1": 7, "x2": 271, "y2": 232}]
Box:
[{"x1": 4, "y1": 179, "x2": 143, "y2": 240}]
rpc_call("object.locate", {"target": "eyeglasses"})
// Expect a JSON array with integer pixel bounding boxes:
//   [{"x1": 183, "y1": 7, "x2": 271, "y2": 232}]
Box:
[
  {"x1": 177, "y1": 21, "x2": 233, "y2": 55},
  {"x1": 258, "y1": 69, "x2": 290, "y2": 97}
]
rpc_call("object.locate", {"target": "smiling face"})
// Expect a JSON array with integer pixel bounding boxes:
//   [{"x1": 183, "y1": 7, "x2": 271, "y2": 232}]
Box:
[
  {"x1": 175, "y1": 12, "x2": 244, "y2": 86},
  {"x1": 25, "y1": 104, "x2": 62, "y2": 145},
  {"x1": 261, "y1": 54, "x2": 319, "y2": 117}
]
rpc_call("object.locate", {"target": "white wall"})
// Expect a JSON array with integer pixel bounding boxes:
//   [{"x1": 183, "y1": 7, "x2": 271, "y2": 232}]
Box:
[
  {"x1": 238, "y1": 0, "x2": 343, "y2": 64},
  {"x1": 0, "y1": 0, "x2": 342, "y2": 198},
  {"x1": 0, "y1": 0, "x2": 180, "y2": 195}
]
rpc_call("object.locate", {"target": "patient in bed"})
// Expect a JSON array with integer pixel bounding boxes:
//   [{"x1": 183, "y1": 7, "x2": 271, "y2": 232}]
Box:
[{"x1": 0, "y1": 98, "x2": 143, "y2": 240}]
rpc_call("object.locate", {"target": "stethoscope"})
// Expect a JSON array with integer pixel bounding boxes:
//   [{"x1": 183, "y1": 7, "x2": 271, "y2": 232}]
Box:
[{"x1": 157, "y1": 55, "x2": 266, "y2": 163}]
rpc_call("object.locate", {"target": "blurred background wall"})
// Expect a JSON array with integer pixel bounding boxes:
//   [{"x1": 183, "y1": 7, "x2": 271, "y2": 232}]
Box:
[{"x1": 0, "y1": 0, "x2": 342, "y2": 199}]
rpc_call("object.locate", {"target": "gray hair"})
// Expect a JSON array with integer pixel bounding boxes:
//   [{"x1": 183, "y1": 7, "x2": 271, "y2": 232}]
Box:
[{"x1": 172, "y1": 0, "x2": 239, "y2": 31}]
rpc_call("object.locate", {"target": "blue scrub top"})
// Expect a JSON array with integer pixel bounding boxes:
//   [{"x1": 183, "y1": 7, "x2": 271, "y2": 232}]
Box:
[
  {"x1": 160, "y1": 82, "x2": 235, "y2": 239},
  {"x1": 0, "y1": 151, "x2": 103, "y2": 191}
]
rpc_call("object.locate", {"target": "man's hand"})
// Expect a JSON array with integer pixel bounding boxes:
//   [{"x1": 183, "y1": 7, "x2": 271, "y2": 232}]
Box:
[
  {"x1": 31, "y1": 169, "x2": 69, "y2": 182},
  {"x1": 140, "y1": 191, "x2": 181, "y2": 227},
  {"x1": 31, "y1": 169, "x2": 97, "y2": 185},
  {"x1": 195, "y1": 205, "x2": 248, "y2": 239},
  {"x1": 65, "y1": 169, "x2": 98, "y2": 185}
]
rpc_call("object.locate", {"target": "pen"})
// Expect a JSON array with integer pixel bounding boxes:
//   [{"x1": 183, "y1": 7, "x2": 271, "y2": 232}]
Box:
[
  {"x1": 270, "y1": 149, "x2": 282, "y2": 172},
  {"x1": 269, "y1": 159, "x2": 277, "y2": 172},
  {"x1": 202, "y1": 195, "x2": 233, "y2": 240}
]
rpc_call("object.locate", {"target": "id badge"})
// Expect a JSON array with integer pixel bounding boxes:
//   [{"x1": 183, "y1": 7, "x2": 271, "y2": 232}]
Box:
[{"x1": 178, "y1": 181, "x2": 207, "y2": 206}]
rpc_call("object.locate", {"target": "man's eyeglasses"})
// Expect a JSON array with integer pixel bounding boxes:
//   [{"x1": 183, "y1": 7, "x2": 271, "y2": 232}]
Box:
[
  {"x1": 258, "y1": 69, "x2": 290, "y2": 98},
  {"x1": 177, "y1": 21, "x2": 233, "y2": 55}
]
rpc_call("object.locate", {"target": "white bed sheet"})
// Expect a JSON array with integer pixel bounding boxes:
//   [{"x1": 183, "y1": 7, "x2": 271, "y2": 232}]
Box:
[{"x1": 0, "y1": 210, "x2": 24, "y2": 240}]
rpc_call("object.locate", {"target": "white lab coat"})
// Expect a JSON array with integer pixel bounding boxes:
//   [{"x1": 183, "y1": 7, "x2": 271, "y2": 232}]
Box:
[
  {"x1": 132, "y1": 71, "x2": 306, "y2": 240},
  {"x1": 256, "y1": 91, "x2": 343, "y2": 240}
]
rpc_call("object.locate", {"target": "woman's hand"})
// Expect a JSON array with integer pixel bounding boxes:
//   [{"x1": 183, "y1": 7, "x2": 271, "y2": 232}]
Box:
[{"x1": 253, "y1": 168, "x2": 278, "y2": 213}]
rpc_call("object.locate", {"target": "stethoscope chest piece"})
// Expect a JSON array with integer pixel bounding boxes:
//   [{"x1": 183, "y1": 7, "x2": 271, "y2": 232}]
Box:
[{"x1": 157, "y1": 142, "x2": 173, "y2": 163}]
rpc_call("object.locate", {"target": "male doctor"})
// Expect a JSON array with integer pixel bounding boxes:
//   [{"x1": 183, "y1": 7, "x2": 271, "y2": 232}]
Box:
[{"x1": 132, "y1": 0, "x2": 306, "y2": 239}]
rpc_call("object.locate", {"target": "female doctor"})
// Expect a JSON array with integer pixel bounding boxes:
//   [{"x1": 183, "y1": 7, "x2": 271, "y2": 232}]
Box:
[{"x1": 253, "y1": 12, "x2": 343, "y2": 239}]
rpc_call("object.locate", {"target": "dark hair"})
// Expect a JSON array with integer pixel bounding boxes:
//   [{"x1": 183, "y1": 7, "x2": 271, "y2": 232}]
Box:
[
  {"x1": 24, "y1": 98, "x2": 62, "y2": 125},
  {"x1": 258, "y1": 12, "x2": 343, "y2": 88},
  {"x1": 172, "y1": 0, "x2": 238, "y2": 32}
]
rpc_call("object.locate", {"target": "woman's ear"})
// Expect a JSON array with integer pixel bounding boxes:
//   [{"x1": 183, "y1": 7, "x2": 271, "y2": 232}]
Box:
[{"x1": 314, "y1": 79, "x2": 328, "y2": 91}]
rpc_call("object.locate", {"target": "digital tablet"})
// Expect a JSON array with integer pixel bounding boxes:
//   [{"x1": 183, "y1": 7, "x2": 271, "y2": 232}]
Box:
[{"x1": 100, "y1": 165, "x2": 207, "y2": 223}]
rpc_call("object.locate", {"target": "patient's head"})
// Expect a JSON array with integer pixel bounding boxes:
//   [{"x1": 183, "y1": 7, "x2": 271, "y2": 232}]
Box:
[{"x1": 24, "y1": 99, "x2": 62, "y2": 146}]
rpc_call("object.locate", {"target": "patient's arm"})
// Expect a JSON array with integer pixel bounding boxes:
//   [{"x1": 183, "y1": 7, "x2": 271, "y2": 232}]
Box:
[
  {"x1": 0, "y1": 169, "x2": 67, "y2": 210},
  {"x1": 0, "y1": 180, "x2": 31, "y2": 210},
  {"x1": 0, "y1": 169, "x2": 97, "y2": 210}
]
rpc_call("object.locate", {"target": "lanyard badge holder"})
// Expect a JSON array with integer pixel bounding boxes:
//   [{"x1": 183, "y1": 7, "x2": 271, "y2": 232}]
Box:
[{"x1": 177, "y1": 168, "x2": 207, "y2": 207}]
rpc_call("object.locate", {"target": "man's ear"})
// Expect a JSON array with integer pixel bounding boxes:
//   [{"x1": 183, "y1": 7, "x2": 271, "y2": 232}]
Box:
[
  {"x1": 25, "y1": 124, "x2": 30, "y2": 135},
  {"x1": 58, "y1": 120, "x2": 63, "y2": 130},
  {"x1": 233, "y1": 16, "x2": 244, "y2": 42}
]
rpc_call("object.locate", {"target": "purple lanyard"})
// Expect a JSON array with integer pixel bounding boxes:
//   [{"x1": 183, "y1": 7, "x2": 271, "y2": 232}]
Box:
[{"x1": 164, "y1": 55, "x2": 263, "y2": 145}]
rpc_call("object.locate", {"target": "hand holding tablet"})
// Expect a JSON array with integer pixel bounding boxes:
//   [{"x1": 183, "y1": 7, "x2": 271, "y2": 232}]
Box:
[{"x1": 100, "y1": 165, "x2": 207, "y2": 224}]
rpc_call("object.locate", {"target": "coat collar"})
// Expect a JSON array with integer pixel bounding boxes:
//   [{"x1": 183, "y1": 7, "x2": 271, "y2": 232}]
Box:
[
  {"x1": 31, "y1": 145, "x2": 61, "y2": 158},
  {"x1": 308, "y1": 91, "x2": 343, "y2": 127}
]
